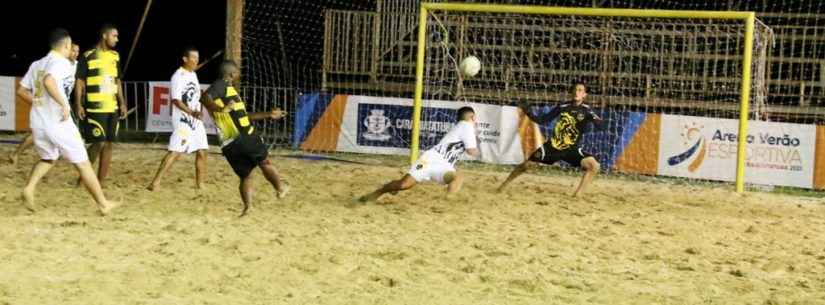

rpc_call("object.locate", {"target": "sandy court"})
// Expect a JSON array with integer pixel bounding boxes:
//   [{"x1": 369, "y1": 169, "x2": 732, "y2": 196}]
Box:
[{"x1": 1, "y1": 141, "x2": 824, "y2": 305}]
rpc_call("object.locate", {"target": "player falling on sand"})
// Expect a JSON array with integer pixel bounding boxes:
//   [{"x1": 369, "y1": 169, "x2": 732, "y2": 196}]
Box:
[
  {"x1": 75, "y1": 23, "x2": 127, "y2": 186},
  {"x1": 497, "y1": 82, "x2": 603, "y2": 197},
  {"x1": 9, "y1": 43, "x2": 79, "y2": 165},
  {"x1": 201, "y1": 60, "x2": 289, "y2": 217},
  {"x1": 359, "y1": 106, "x2": 480, "y2": 202},
  {"x1": 147, "y1": 47, "x2": 209, "y2": 191},
  {"x1": 18, "y1": 29, "x2": 118, "y2": 214}
]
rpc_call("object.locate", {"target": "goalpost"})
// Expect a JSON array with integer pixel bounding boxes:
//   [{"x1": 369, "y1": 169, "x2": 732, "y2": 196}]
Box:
[{"x1": 411, "y1": 3, "x2": 770, "y2": 193}]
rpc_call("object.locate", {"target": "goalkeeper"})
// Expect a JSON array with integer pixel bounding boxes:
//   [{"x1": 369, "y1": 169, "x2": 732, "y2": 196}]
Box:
[{"x1": 497, "y1": 82, "x2": 603, "y2": 197}]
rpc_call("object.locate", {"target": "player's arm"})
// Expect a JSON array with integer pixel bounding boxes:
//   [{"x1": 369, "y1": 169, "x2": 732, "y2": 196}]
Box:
[
  {"x1": 171, "y1": 98, "x2": 200, "y2": 118},
  {"x1": 43, "y1": 74, "x2": 70, "y2": 121},
  {"x1": 116, "y1": 79, "x2": 127, "y2": 119},
  {"x1": 249, "y1": 108, "x2": 286, "y2": 121},
  {"x1": 518, "y1": 100, "x2": 560, "y2": 124},
  {"x1": 463, "y1": 124, "x2": 480, "y2": 157},
  {"x1": 16, "y1": 86, "x2": 34, "y2": 104},
  {"x1": 200, "y1": 91, "x2": 220, "y2": 115},
  {"x1": 170, "y1": 76, "x2": 201, "y2": 119},
  {"x1": 74, "y1": 56, "x2": 87, "y2": 119}
]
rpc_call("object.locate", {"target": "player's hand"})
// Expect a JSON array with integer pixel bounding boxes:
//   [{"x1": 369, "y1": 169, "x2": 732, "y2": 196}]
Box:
[
  {"x1": 191, "y1": 109, "x2": 203, "y2": 120},
  {"x1": 270, "y1": 108, "x2": 287, "y2": 120},
  {"x1": 60, "y1": 105, "x2": 71, "y2": 122},
  {"x1": 222, "y1": 101, "x2": 235, "y2": 113},
  {"x1": 76, "y1": 107, "x2": 86, "y2": 120},
  {"x1": 119, "y1": 106, "x2": 128, "y2": 119}
]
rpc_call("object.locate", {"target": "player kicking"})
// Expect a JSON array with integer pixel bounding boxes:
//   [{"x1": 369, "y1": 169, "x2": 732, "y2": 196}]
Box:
[
  {"x1": 201, "y1": 60, "x2": 289, "y2": 216},
  {"x1": 497, "y1": 82, "x2": 602, "y2": 197},
  {"x1": 359, "y1": 106, "x2": 480, "y2": 202},
  {"x1": 147, "y1": 47, "x2": 208, "y2": 191},
  {"x1": 9, "y1": 43, "x2": 79, "y2": 165},
  {"x1": 18, "y1": 29, "x2": 118, "y2": 214}
]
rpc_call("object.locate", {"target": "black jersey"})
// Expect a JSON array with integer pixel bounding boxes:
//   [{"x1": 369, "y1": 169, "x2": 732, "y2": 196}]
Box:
[{"x1": 523, "y1": 102, "x2": 602, "y2": 150}]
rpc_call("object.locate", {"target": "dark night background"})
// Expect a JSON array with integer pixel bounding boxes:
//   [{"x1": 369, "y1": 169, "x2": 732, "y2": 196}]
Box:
[{"x1": 0, "y1": 0, "x2": 226, "y2": 81}]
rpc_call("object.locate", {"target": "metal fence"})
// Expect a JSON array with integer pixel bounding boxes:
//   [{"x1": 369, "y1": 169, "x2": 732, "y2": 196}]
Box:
[{"x1": 120, "y1": 82, "x2": 297, "y2": 147}]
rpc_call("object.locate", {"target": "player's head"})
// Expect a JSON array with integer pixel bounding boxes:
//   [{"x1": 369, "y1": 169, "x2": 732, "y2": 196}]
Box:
[
  {"x1": 181, "y1": 46, "x2": 199, "y2": 70},
  {"x1": 99, "y1": 23, "x2": 118, "y2": 49},
  {"x1": 572, "y1": 81, "x2": 587, "y2": 103},
  {"x1": 219, "y1": 60, "x2": 240, "y2": 82},
  {"x1": 49, "y1": 28, "x2": 72, "y2": 57},
  {"x1": 456, "y1": 106, "x2": 475, "y2": 122},
  {"x1": 69, "y1": 43, "x2": 80, "y2": 62}
]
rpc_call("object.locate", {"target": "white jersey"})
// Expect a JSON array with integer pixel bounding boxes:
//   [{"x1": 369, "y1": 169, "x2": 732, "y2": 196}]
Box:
[
  {"x1": 426, "y1": 120, "x2": 478, "y2": 166},
  {"x1": 65, "y1": 61, "x2": 77, "y2": 97},
  {"x1": 170, "y1": 67, "x2": 202, "y2": 129},
  {"x1": 20, "y1": 51, "x2": 74, "y2": 130},
  {"x1": 168, "y1": 67, "x2": 208, "y2": 153}
]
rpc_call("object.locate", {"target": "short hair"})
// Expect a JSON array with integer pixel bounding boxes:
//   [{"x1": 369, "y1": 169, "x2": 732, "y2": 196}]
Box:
[
  {"x1": 219, "y1": 60, "x2": 238, "y2": 76},
  {"x1": 99, "y1": 23, "x2": 117, "y2": 38},
  {"x1": 181, "y1": 46, "x2": 198, "y2": 58},
  {"x1": 572, "y1": 81, "x2": 587, "y2": 92},
  {"x1": 456, "y1": 106, "x2": 475, "y2": 121},
  {"x1": 49, "y1": 28, "x2": 71, "y2": 49}
]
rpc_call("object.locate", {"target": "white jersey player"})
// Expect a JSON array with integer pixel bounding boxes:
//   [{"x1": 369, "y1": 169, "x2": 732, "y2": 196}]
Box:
[
  {"x1": 17, "y1": 28, "x2": 118, "y2": 214},
  {"x1": 359, "y1": 106, "x2": 480, "y2": 202},
  {"x1": 148, "y1": 47, "x2": 209, "y2": 191}
]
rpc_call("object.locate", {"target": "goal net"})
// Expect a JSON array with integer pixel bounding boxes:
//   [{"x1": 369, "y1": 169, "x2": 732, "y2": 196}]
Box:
[{"x1": 416, "y1": 4, "x2": 774, "y2": 189}]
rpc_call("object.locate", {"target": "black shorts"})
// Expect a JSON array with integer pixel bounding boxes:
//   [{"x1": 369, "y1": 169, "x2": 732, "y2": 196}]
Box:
[
  {"x1": 221, "y1": 135, "x2": 270, "y2": 178},
  {"x1": 82, "y1": 112, "x2": 119, "y2": 143},
  {"x1": 528, "y1": 143, "x2": 593, "y2": 167}
]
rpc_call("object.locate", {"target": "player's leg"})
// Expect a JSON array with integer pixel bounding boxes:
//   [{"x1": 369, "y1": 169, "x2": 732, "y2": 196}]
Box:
[
  {"x1": 74, "y1": 161, "x2": 120, "y2": 214},
  {"x1": 22, "y1": 160, "x2": 55, "y2": 211},
  {"x1": 96, "y1": 115, "x2": 119, "y2": 184},
  {"x1": 572, "y1": 156, "x2": 600, "y2": 197},
  {"x1": 239, "y1": 175, "x2": 253, "y2": 217},
  {"x1": 57, "y1": 121, "x2": 120, "y2": 214},
  {"x1": 359, "y1": 174, "x2": 418, "y2": 202},
  {"x1": 497, "y1": 161, "x2": 533, "y2": 192},
  {"x1": 79, "y1": 113, "x2": 105, "y2": 186},
  {"x1": 259, "y1": 158, "x2": 288, "y2": 198},
  {"x1": 22, "y1": 129, "x2": 59, "y2": 211},
  {"x1": 9, "y1": 132, "x2": 33, "y2": 165},
  {"x1": 147, "y1": 151, "x2": 181, "y2": 191},
  {"x1": 195, "y1": 149, "x2": 207, "y2": 189},
  {"x1": 443, "y1": 171, "x2": 463, "y2": 194}
]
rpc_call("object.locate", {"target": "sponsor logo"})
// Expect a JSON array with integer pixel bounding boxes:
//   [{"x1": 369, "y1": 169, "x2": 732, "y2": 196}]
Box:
[
  {"x1": 362, "y1": 109, "x2": 392, "y2": 141},
  {"x1": 667, "y1": 122, "x2": 706, "y2": 172}
]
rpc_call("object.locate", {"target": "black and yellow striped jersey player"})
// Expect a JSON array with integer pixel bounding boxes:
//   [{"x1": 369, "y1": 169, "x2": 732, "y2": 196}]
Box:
[
  {"x1": 498, "y1": 82, "x2": 604, "y2": 197},
  {"x1": 201, "y1": 60, "x2": 289, "y2": 216}
]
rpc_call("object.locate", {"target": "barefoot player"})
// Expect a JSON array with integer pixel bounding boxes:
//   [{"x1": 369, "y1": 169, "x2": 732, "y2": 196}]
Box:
[
  {"x1": 497, "y1": 82, "x2": 602, "y2": 197},
  {"x1": 147, "y1": 47, "x2": 209, "y2": 191},
  {"x1": 201, "y1": 60, "x2": 289, "y2": 216},
  {"x1": 359, "y1": 106, "x2": 480, "y2": 202},
  {"x1": 10, "y1": 43, "x2": 79, "y2": 165},
  {"x1": 19, "y1": 29, "x2": 118, "y2": 214}
]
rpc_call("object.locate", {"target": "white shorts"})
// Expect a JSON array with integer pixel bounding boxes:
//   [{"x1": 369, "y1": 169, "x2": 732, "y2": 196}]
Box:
[
  {"x1": 408, "y1": 150, "x2": 455, "y2": 184},
  {"x1": 168, "y1": 121, "x2": 208, "y2": 153},
  {"x1": 32, "y1": 121, "x2": 88, "y2": 163}
]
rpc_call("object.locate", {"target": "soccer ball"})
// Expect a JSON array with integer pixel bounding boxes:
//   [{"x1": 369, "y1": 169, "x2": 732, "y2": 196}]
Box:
[{"x1": 459, "y1": 56, "x2": 481, "y2": 78}]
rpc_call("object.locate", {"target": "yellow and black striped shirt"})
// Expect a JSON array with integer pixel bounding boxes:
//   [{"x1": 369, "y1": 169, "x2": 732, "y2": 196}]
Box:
[
  {"x1": 76, "y1": 48, "x2": 121, "y2": 113},
  {"x1": 206, "y1": 79, "x2": 254, "y2": 146}
]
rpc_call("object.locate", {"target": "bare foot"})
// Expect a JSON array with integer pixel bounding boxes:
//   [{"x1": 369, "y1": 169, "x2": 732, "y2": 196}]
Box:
[
  {"x1": 99, "y1": 201, "x2": 121, "y2": 216},
  {"x1": 277, "y1": 185, "x2": 290, "y2": 199},
  {"x1": 358, "y1": 192, "x2": 379, "y2": 203},
  {"x1": 240, "y1": 202, "x2": 252, "y2": 217},
  {"x1": 21, "y1": 187, "x2": 35, "y2": 212}
]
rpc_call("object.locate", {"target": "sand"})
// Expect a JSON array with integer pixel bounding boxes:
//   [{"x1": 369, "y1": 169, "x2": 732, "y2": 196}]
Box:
[{"x1": 1, "y1": 141, "x2": 824, "y2": 305}]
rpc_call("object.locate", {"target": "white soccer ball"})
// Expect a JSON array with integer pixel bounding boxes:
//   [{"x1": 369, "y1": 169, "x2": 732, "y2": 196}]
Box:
[{"x1": 459, "y1": 56, "x2": 481, "y2": 78}]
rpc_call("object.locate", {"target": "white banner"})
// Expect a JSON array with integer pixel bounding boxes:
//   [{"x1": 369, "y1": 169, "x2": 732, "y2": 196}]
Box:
[
  {"x1": 0, "y1": 76, "x2": 16, "y2": 131},
  {"x1": 145, "y1": 82, "x2": 217, "y2": 134},
  {"x1": 658, "y1": 114, "x2": 815, "y2": 188},
  {"x1": 337, "y1": 95, "x2": 525, "y2": 164}
]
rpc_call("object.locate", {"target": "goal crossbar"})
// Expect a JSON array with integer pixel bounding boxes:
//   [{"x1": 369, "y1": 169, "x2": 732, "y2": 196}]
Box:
[{"x1": 411, "y1": 2, "x2": 757, "y2": 192}]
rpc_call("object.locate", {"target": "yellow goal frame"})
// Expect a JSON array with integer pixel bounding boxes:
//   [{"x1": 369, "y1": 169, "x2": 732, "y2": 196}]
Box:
[{"x1": 410, "y1": 2, "x2": 756, "y2": 193}]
